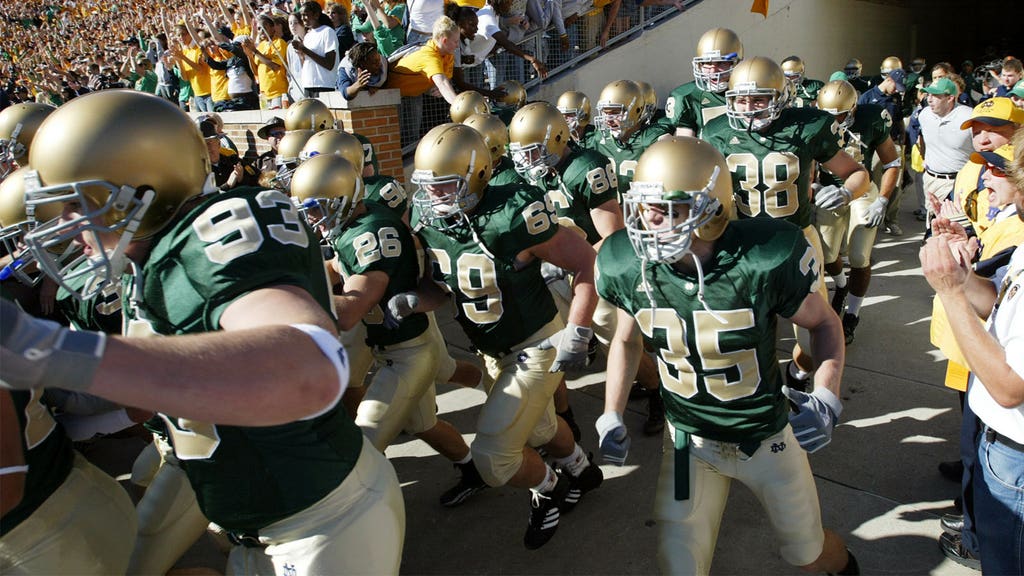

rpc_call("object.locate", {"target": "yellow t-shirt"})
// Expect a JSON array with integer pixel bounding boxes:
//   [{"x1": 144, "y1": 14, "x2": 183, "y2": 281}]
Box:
[
  {"x1": 384, "y1": 40, "x2": 453, "y2": 98},
  {"x1": 180, "y1": 44, "x2": 211, "y2": 97},
  {"x1": 256, "y1": 39, "x2": 290, "y2": 99},
  {"x1": 207, "y1": 46, "x2": 231, "y2": 103},
  {"x1": 231, "y1": 23, "x2": 252, "y2": 37}
]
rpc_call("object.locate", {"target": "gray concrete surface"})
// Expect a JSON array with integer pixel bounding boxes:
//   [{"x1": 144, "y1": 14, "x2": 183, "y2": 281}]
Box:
[{"x1": 167, "y1": 201, "x2": 978, "y2": 575}]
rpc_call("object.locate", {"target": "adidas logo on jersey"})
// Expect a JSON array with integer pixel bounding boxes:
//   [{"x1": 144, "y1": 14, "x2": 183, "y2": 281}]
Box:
[
  {"x1": 729, "y1": 136, "x2": 740, "y2": 145},
  {"x1": 701, "y1": 98, "x2": 711, "y2": 105}
]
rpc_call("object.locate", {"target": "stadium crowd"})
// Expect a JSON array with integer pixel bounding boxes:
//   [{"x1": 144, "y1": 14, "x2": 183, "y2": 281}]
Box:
[{"x1": 1, "y1": 3, "x2": 1023, "y2": 574}]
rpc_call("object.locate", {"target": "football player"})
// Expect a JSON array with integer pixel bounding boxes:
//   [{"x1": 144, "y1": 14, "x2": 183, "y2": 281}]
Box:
[
  {"x1": 781, "y1": 55, "x2": 825, "y2": 108},
  {"x1": 6, "y1": 90, "x2": 405, "y2": 574},
  {"x1": 843, "y1": 58, "x2": 871, "y2": 93},
  {"x1": 594, "y1": 136, "x2": 858, "y2": 576},
  {"x1": 0, "y1": 102, "x2": 55, "y2": 180},
  {"x1": 387, "y1": 123, "x2": 603, "y2": 550},
  {"x1": 591, "y1": 79, "x2": 673, "y2": 194},
  {"x1": 291, "y1": 153, "x2": 485, "y2": 507},
  {"x1": 463, "y1": 112, "x2": 523, "y2": 186},
  {"x1": 557, "y1": 90, "x2": 596, "y2": 147},
  {"x1": 701, "y1": 57, "x2": 869, "y2": 390},
  {"x1": 664, "y1": 27, "x2": 743, "y2": 137},
  {"x1": 814, "y1": 80, "x2": 902, "y2": 345},
  {"x1": 492, "y1": 79, "x2": 527, "y2": 125},
  {"x1": 450, "y1": 90, "x2": 492, "y2": 123}
]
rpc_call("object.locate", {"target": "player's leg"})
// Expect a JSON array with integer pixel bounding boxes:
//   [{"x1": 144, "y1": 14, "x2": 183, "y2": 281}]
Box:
[
  {"x1": 260, "y1": 438, "x2": 405, "y2": 575},
  {"x1": 655, "y1": 430, "x2": 731, "y2": 576},
  {"x1": 814, "y1": 204, "x2": 851, "y2": 317},
  {"x1": 842, "y1": 185, "x2": 882, "y2": 345},
  {"x1": 0, "y1": 453, "x2": 137, "y2": 575}
]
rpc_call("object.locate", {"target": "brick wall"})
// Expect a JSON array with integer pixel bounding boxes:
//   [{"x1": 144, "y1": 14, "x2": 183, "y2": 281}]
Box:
[{"x1": 202, "y1": 89, "x2": 405, "y2": 182}]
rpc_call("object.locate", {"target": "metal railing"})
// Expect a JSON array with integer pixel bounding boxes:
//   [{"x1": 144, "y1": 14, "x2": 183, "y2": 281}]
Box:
[{"x1": 400, "y1": 1, "x2": 690, "y2": 154}]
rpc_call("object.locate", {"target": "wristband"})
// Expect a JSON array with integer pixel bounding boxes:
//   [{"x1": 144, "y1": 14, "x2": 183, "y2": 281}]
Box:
[
  {"x1": 289, "y1": 324, "x2": 349, "y2": 420},
  {"x1": 810, "y1": 386, "x2": 843, "y2": 419},
  {"x1": 0, "y1": 465, "x2": 29, "y2": 476},
  {"x1": 595, "y1": 411, "x2": 624, "y2": 436}
]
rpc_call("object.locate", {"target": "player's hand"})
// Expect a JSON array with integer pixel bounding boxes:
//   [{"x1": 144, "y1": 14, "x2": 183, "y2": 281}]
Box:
[
  {"x1": 537, "y1": 322, "x2": 593, "y2": 373},
  {"x1": 863, "y1": 196, "x2": 888, "y2": 228},
  {"x1": 595, "y1": 411, "x2": 630, "y2": 465},
  {"x1": 0, "y1": 299, "x2": 106, "y2": 392},
  {"x1": 540, "y1": 261, "x2": 567, "y2": 284},
  {"x1": 813, "y1": 185, "x2": 852, "y2": 211},
  {"x1": 781, "y1": 385, "x2": 842, "y2": 453},
  {"x1": 385, "y1": 291, "x2": 419, "y2": 324}
]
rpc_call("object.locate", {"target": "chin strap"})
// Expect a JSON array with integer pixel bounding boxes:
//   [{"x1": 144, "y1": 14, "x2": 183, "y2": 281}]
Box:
[{"x1": 684, "y1": 250, "x2": 726, "y2": 325}]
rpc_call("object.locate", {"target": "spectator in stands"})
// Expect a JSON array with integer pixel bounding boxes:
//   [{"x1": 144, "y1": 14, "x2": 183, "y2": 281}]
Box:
[
  {"x1": 1011, "y1": 81, "x2": 1024, "y2": 110},
  {"x1": 328, "y1": 2, "x2": 357, "y2": 58},
  {"x1": 255, "y1": 116, "x2": 287, "y2": 174},
  {"x1": 206, "y1": 35, "x2": 260, "y2": 110},
  {"x1": 293, "y1": 1, "x2": 340, "y2": 95},
  {"x1": 169, "y1": 23, "x2": 214, "y2": 112},
  {"x1": 385, "y1": 15, "x2": 461, "y2": 143},
  {"x1": 988, "y1": 57, "x2": 1023, "y2": 99},
  {"x1": 351, "y1": 0, "x2": 408, "y2": 58},
  {"x1": 406, "y1": 0, "x2": 444, "y2": 45},
  {"x1": 337, "y1": 42, "x2": 388, "y2": 99},
  {"x1": 919, "y1": 77, "x2": 975, "y2": 227}
]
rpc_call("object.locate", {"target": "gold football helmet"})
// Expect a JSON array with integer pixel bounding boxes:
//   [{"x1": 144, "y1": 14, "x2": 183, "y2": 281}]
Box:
[
  {"x1": 880, "y1": 56, "x2": 903, "y2": 75},
  {"x1": 450, "y1": 91, "x2": 491, "y2": 123},
  {"x1": 23, "y1": 90, "x2": 212, "y2": 299},
  {"x1": 910, "y1": 57, "x2": 926, "y2": 74},
  {"x1": 624, "y1": 136, "x2": 732, "y2": 265},
  {"x1": 556, "y1": 90, "x2": 592, "y2": 137},
  {"x1": 725, "y1": 56, "x2": 789, "y2": 131},
  {"x1": 636, "y1": 81, "x2": 657, "y2": 124},
  {"x1": 0, "y1": 167, "x2": 72, "y2": 286},
  {"x1": 595, "y1": 80, "x2": 645, "y2": 141},
  {"x1": 463, "y1": 113, "x2": 509, "y2": 166},
  {"x1": 273, "y1": 129, "x2": 317, "y2": 190},
  {"x1": 494, "y1": 80, "x2": 527, "y2": 109},
  {"x1": 300, "y1": 129, "x2": 365, "y2": 170},
  {"x1": 844, "y1": 58, "x2": 863, "y2": 78},
  {"x1": 816, "y1": 80, "x2": 859, "y2": 130},
  {"x1": 411, "y1": 123, "x2": 492, "y2": 231},
  {"x1": 508, "y1": 102, "x2": 571, "y2": 182},
  {"x1": 0, "y1": 102, "x2": 56, "y2": 179},
  {"x1": 290, "y1": 154, "x2": 364, "y2": 242},
  {"x1": 692, "y1": 28, "x2": 744, "y2": 92},
  {"x1": 285, "y1": 98, "x2": 335, "y2": 131},
  {"x1": 780, "y1": 55, "x2": 805, "y2": 86}
]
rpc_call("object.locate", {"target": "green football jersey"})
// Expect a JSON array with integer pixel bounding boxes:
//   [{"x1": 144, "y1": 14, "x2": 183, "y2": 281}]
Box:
[
  {"x1": 412, "y1": 183, "x2": 559, "y2": 356},
  {"x1": 1, "y1": 388, "x2": 74, "y2": 535},
  {"x1": 129, "y1": 186, "x2": 362, "y2": 533},
  {"x1": 595, "y1": 218, "x2": 819, "y2": 442},
  {"x1": 490, "y1": 156, "x2": 527, "y2": 187},
  {"x1": 703, "y1": 106, "x2": 841, "y2": 228},
  {"x1": 820, "y1": 103, "x2": 892, "y2": 187},
  {"x1": 664, "y1": 82, "x2": 728, "y2": 135},
  {"x1": 789, "y1": 78, "x2": 825, "y2": 108},
  {"x1": 575, "y1": 124, "x2": 599, "y2": 150},
  {"x1": 56, "y1": 258, "x2": 123, "y2": 334},
  {"x1": 533, "y1": 148, "x2": 618, "y2": 245},
  {"x1": 332, "y1": 203, "x2": 427, "y2": 347},
  {"x1": 590, "y1": 123, "x2": 673, "y2": 194},
  {"x1": 354, "y1": 132, "x2": 380, "y2": 174},
  {"x1": 363, "y1": 174, "x2": 408, "y2": 217}
]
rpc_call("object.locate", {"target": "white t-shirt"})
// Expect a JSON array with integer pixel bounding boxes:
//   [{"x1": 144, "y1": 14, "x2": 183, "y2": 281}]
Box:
[
  {"x1": 407, "y1": 0, "x2": 444, "y2": 34},
  {"x1": 969, "y1": 243, "x2": 1024, "y2": 443},
  {"x1": 463, "y1": 4, "x2": 501, "y2": 68},
  {"x1": 287, "y1": 43, "x2": 306, "y2": 102},
  {"x1": 918, "y1": 104, "x2": 974, "y2": 174},
  {"x1": 301, "y1": 25, "x2": 340, "y2": 89}
]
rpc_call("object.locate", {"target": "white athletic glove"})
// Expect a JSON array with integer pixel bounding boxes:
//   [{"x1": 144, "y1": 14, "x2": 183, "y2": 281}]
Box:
[
  {"x1": 537, "y1": 322, "x2": 593, "y2": 373},
  {"x1": 540, "y1": 261, "x2": 567, "y2": 284},
  {"x1": 595, "y1": 411, "x2": 630, "y2": 465},
  {"x1": 864, "y1": 196, "x2": 889, "y2": 228},
  {"x1": 781, "y1": 385, "x2": 843, "y2": 453},
  {"x1": 384, "y1": 292, "x2": 420, "y2": 328},
  {"x1": 1, "y1": 299, "x2": 106, "y2": 392},
  {"x1": 813, "y1": 185, "x2": 852, "y2": 211}
]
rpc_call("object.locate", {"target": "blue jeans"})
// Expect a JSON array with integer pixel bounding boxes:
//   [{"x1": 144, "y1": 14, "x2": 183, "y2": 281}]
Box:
[
  {"x1": 973, "y1": 426, "x2": 1024, "y2": 575},
  {"x1": 193, "y1": 94, "x2": 214, "y2": 112}
]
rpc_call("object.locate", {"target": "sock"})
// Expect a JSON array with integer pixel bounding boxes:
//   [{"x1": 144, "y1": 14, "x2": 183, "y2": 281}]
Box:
[
  {"x1": 846, "y1": 295, "x2": 864, "y2": 316},
  {"x1": 836, "y1": 549, "x2": 860, "y2": 576},
  {"x1": 833, "y1": 271, "x2": 847, "y2": 289},
  {"x1": 555, "y1": 406, "x2": 575, "y2": 422},
  {"x1": 455, "y1": 453, "x2": 472, "y2": 465},
  {"x1": 788, "y1": 361, "x2": 810, "y2": 381},
  {"x1": 555, "y1": 444, "x2": 588, "y2": 477},
  {"x1": 532, "y1": 464, "x2": 558, "y2": 494}
]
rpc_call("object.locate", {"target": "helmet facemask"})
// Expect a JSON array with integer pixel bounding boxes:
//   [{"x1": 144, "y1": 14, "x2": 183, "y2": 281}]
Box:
[
  {"x1": 0, "y1": 136, "x2": 25, "y2": 180},
  {"x1": 595, "y1": 102, "x2": 635, "y2": 142},
  {"x1": 693, "y1": 53, "x2": 740, "y2": 93},
  {"x1": 726, "y1": 85, "x2": 786, "y2": 132},
  {"x1": 624, "y1": 165, "x2": 722, "y2": 265},
  {"x1": 510, "y1": 123, "x2": 561, "y2": 184},
  {"x1": 411, "y1": 162, "x2": 481, "y2": 233},
  {"x1": 295, "y1": 182, "x2": 363, "y2": 244},
  {"x1": 23, "y1": 171, "x2": 155, "y2": 300}
]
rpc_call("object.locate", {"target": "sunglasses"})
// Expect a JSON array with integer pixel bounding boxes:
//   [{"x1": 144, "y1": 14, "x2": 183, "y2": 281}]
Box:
[
  {"x1": 269, "y1": 130, "x2": 287, "y2": 138},
  {"x1": 986, "y1": 163, "x2": 1007, "y2": 178}
]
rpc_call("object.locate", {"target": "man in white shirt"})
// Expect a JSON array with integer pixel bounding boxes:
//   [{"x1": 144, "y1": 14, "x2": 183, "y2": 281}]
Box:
[
  {"x1": 921, "y1": 142, "x2": 1024, "y2": 575},
  {"x1": 293, "y1": 1, "x2": 340, "y2": 95},
  {"x1": 918, "y1": 77, "x2": 974, "y2": 224}
]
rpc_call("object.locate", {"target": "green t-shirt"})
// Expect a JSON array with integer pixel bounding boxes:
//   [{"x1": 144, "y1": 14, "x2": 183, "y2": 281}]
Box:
[
  {"x1": 595, "y1": 218, "x2": 818, "y2": 442},
  {"x1": 531, "y1": 148, "x2": 618, "y2": 245},
  {"x1": 703, "y1": 106, "x2": 841, "y2": 228},
  {"x1": 331, "y1": 203, "x2": 426, "y2": 346},
  {"x1": 664, "y1": 81, "x2": 727, "y2": 135},
  {"x1": 412, "y1": 183, "x2": 559, "y2": 356},
  {"x1": 128, "y1": 186, "x2": 362, "y2": 533}
]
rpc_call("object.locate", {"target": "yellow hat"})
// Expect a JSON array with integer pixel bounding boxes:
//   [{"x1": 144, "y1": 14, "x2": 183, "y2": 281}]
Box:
[
  {"x1": 969, "y1": 143, "x2": 1014, "y2": 170},
  {"x1": 960, "y1": 97, "x2": 1024, "y2": 130}
]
